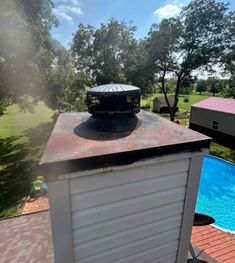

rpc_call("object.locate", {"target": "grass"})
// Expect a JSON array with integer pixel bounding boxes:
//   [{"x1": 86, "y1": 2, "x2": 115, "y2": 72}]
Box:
[
  {"x1": 210, "y1": 143, "x2": 235, "y2": 164},
  {"x1": 177, "y1": 94, "x2": 210, "y2": 111},
  {"x1": 0, "y1": 102, "x2": 55, "y2": 218},
  {"x1": 141, "y1": 93, "x2": 210, "y2": 112},
  {"x1": 141, "y1": 93, "x2": 210, "y2": 126},
  {"x1": 0, "y1": 102, "x2": 54, "y2": 139}
]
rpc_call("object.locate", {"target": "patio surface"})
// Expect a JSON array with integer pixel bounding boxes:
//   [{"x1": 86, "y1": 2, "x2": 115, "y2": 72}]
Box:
[
  {"x1": 0, "y1": 196, "x2": 233, "y2": 263},
  {"x1": 0, "y1": 211, "x2": 53, "y2": 263},
  {"x1": 21, "y1": 195, "x2": 49, "y2": 215},
  {"x1": 192, "y1": 225, "x2": 235, "y2": 263}
]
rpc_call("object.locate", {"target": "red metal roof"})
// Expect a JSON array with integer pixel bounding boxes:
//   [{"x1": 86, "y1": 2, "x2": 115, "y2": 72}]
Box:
[
  {"x1": 40, "y1": 110, "x2": 210, "y2": 174},
  {"x1": 192, "y1": 97, "x2": 235, "y2": 114}
]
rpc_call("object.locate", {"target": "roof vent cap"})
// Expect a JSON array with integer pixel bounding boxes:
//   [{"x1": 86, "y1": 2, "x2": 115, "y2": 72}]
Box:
[{"x1": 87, "y1": 84, "x2": 141, "y2": 117}]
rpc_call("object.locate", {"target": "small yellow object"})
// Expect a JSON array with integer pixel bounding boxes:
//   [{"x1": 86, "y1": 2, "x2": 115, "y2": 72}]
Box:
[
  {"x1": 33, "y1": 180, "x2": 43, "y2": 196},
  {"x1": 37, "y1": 176, "x2": 45, "y2": 183}
]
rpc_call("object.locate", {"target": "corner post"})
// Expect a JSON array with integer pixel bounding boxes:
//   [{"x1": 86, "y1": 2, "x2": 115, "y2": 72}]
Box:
[
  {"x1": 176, "y1": 154, "x2": 205, "y2": 263},
  {"x1": 48, "y1": 179, "x2": 74, "y2": 263}
]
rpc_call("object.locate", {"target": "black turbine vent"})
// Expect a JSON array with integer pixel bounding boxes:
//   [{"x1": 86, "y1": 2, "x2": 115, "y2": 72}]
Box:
[{"x1": 87, "y1": 84, "x2": 141, "y2": 117}]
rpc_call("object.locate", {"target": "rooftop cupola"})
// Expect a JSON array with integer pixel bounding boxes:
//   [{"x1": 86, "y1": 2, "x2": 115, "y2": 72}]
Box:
[{"x1": 86, "y1": 84, "x2": 140, "y2": 132}]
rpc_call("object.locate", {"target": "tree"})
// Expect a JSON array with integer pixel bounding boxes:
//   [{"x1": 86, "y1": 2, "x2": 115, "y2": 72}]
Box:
[
  {"x1": 71, "y1": 19, "x2": 137, "y2": 85},
  {"x1": 147, "y1": 18, "x2": 182, "y2": 120},
  {"x1": 207, "y1": 77, "x2": 223, "y2": 96},
  {"x1": 222, "y1": 18, "x2": 235, "y2": 99},
  {"x1": 0, "y1": 0, "x2": 59, "y2": 114},
  {"x1": 180, "y1": 76, "x2": 194, "y2": 95},
  {"x1": 224, "y1": 79, "x2": 235, "y2": 98},
  {"x1": 196, "y1": 80, "x2": 208, "y2": 94},
  {"x1": 124, "y1": 40, "x2": 155, "y2": 94},
  {"x1": 45, "y1": 48, "x2": 87, "y2": 112},
  {"x1": 71, "y1": 24, "x2": 95, "y2": 83},
  {"x1": 147, "y1": 0, "x2": 235, "y2": 121}
]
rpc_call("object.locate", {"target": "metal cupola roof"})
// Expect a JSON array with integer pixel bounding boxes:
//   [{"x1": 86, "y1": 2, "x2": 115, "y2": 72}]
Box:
[
  {"x1": 88, "y1": 83, "x2": 140, "y2": 93},
  {"x1": 87, "y1": 83, "x2": 141, "y2": 117}
]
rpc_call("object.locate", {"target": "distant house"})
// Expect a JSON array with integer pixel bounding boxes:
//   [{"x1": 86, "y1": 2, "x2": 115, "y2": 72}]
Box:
[
  {"x1": 189, "y1": 97, "x2": 235, "y2": 149},
  {"x1": 152, "y1": 95, "x2": 178, "y2": 113}
]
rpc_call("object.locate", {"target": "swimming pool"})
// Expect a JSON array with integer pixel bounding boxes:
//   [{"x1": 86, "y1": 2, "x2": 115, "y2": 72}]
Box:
[{"x1": 196, "y1": 155, "x2": 235, "y2": 232}]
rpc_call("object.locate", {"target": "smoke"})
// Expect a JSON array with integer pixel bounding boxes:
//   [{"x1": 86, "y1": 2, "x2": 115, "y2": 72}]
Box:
[
  {"x1": 0, "y1": 0, "x2": 44, "y2": 104},
  {"x1": 0, "y1": 1, "x2": 34, "y2": 60}
]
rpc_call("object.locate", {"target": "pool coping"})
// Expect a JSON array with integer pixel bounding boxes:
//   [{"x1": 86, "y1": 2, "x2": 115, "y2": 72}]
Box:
[
  {"x1": 211, "y1": 224, "x2": 235, "y2": 235},
  {"x1": 205, "y1": 154, "x2": 235, "y2": 166}
]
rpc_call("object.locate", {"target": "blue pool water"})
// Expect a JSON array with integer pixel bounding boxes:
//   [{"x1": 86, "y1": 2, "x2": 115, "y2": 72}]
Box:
[{"x1": 196, "y1": 155, "x2": 235, "y2": 232}]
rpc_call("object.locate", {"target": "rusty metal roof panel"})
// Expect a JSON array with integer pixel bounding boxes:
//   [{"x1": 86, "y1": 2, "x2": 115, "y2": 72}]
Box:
[{"x1": 39, "y1": 110, "x2": 210, "y2": 174}]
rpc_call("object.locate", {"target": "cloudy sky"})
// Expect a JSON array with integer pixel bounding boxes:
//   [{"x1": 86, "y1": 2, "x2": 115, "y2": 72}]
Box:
[{"x1": 51, "y1": 0, "x2": 235, "y2": 48}]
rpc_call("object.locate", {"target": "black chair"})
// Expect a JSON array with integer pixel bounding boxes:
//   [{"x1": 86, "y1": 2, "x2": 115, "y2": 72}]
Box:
[{"x1": 188, "y1": 213, "x2": 215, "y2": 263}]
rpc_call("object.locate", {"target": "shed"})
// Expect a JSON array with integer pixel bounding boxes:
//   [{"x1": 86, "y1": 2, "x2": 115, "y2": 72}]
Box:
[
  {"x1": 152, "y1": 95, "x2": 178, "y2": 113},
  {"x1": 189, "y1": 97, "x2": 235, "y2": 149}
]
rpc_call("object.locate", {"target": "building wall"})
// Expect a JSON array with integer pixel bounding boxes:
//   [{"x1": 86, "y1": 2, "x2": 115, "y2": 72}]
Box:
[
  {"x1": 152, "y1": 97, "x2": 177, "y2": 113},
  {"x1": 48, "y1": 152, "x2": 206, "y2": 263},
  {"x1": 69, "y1": 157, "x2": 188, "y2": 263},
  {"x1": 190, "y1": 107, "x2": 235, "y2": 136}
]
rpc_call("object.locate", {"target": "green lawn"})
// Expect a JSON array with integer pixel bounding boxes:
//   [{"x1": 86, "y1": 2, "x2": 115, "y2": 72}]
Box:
[
  {"x1": 141, "y1": 93, "x2": 210, "y2": 112},
  {"x1": 0, "y1": 102, "x2": 55, "y2": 217},
  {"x1": 210, "y1": 143, "x2": 235, "y2": 163},
  {"x1": 0, "y1": 102, "x2": 54, "y2": 139},
  {"x1": 177, "y1": 94, "x2": 210, "y2": 111},
  {"x1": 141, "y1": 93, "x2": 210, "y2": 127}
]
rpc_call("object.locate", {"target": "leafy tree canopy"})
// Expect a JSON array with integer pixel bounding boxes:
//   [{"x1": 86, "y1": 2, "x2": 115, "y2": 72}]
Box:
[
  {"x1": 1, "y1": 0, "x2": 235, "y2": 118},
  {"x1": 196, "y1": 79, "x2": 208, "y2": 94},
  {"x1": 146, "y1": 0, "x2": 235, "y2": 121},
  {"x1": 71, "y1": 19, "x2": 137, "y2": 85},
  {"x1": 0, "y1": 0, "x2": 59, "y2": 113}
]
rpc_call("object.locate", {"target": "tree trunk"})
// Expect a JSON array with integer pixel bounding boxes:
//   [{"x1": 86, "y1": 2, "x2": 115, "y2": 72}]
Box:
[
  {"x1": 157, "y1": 73, "x2": 182, "y2": 123},
  {"x1": 160, "y1": 73, "x2": 173, "y2": 120},
  {"x1": 170, "y1": 75, "x2": 183, "y2": 122},
  {"x1": 169, "y1": 103, "x2": 177, "y2": 122},
  {"x1": 170, "y1": 108, "x2": 176, "y2": 122}
]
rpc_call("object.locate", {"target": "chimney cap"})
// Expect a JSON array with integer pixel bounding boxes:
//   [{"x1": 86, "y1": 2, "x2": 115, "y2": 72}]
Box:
[
  {"x1": 87, "y1": 83, "x2": 141, "y2": 117},
  {"x1": 88, "y1": 84, "x2": 140, "y2": 94}
]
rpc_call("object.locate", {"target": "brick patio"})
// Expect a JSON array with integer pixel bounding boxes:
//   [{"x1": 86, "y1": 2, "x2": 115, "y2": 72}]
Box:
[
  {"x1": 0, "y1": 210, "x2": 217, "y2": 263},
  {"x1": 21, "y1": 195, "x2": 49, "y2": 215},
  {"x1": 0, "y1": 196, "x2": 233, "y2": 263},
  {"x1": 192, "y1": 225, "x2": 235, "y2": 263},
  {"x1": 0, "y1": 211, "x2": 53, "y2": 263}
]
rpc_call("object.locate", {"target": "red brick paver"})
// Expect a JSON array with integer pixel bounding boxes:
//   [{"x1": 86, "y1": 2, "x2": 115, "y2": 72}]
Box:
[
  {"x1": 0, "y1": 207, "x2": 231, "y2": 263},
  {"x1": 3, "y1": 195, "x2": 233, "y2": 263},
  {"x1": 0, "y1": 211, "x2": 54, "y2": 263},
  {"x1": 191, "y1": 225, "x2": 235, "y2": 263},
  {"x1": 21, "y1": 195, "x2": 49, "y2": 214}
]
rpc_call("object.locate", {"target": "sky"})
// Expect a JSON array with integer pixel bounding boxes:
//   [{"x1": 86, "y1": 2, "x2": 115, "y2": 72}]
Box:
[{"x1": 51, "y1": 0, "x2": 235, "y2": 48}]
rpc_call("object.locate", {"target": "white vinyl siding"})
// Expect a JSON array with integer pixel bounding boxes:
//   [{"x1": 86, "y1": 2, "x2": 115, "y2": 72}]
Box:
[{"x1": 70, "y1": 158, "x2": 190, "y2": 263}]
